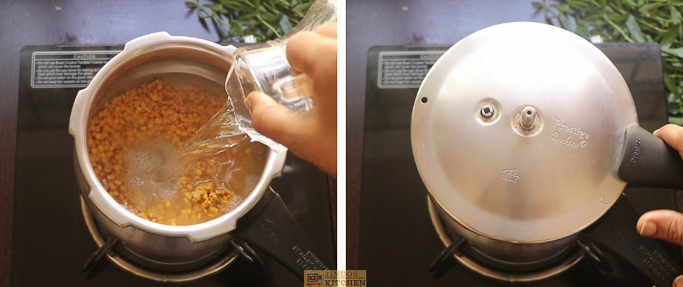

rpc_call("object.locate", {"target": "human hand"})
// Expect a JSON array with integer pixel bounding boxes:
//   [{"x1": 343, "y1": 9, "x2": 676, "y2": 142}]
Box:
[
  {"x1": 637, "y1": 124, "x2": 683, "y2": 245},
  {"x1": 245, "y1": 22, "x2": 337, "y2": 177},
  {"x1": 635, "y1": 124, "x2": 683, "y2": 287}
]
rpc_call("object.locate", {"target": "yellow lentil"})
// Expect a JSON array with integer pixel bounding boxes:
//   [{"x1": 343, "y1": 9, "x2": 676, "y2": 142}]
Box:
[{"x1": 87, "y1": 79, "x2": 264, "y2": 225}]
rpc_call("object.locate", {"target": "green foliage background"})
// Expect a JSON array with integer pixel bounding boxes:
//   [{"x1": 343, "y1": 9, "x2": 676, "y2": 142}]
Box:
[
  {"x1": 533, "y1": 0, "x2": 683, "y2": 123},
  {"x1": 186, "y1": 0, "x2": 314, "y2": 42}
]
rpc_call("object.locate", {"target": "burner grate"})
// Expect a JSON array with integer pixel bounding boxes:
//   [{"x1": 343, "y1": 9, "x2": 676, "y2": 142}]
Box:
[
  {"x1": 427, "y1": 197, "x2": 585, "y2": 282},
  {"x1": 80, "y1": 197, "x2": 239, "y2": 282}
]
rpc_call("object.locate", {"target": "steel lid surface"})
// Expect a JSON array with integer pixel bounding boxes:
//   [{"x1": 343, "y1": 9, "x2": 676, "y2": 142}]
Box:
[{"x1": 411, "y1": 22, "x2": 638, "y2": 243}]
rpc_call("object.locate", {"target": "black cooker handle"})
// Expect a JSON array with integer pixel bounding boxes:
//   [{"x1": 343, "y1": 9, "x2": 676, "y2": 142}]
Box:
[
  {"x1": 580, "y1": 195, "x2": 683, "y2": 287},
  {"x1": 618, "y1": 125, "x2": 683, "y2": 189},
  {"x1": 232, "y1": 187, "x2": 331, "y2": 279}
]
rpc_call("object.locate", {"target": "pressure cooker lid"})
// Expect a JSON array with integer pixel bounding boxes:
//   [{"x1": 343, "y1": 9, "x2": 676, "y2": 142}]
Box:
[{"x1": 411, "y1": 22, "x2": 638, "y2": 243}]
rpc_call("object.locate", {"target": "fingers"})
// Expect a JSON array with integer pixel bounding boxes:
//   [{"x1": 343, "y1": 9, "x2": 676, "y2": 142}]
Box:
[
  {"x1": 654, "y1": 124, "x2": 683, "y2": 158},
  {"x1": 245, "y1": 91, "x2": 310, "y2": 149},
  {"x1": 638, "y1": 210, "x2": 683, "y2": 287},
  {"x1": 637, "y1": 210, "x2": 683, "y2": 246},
  {"x1": 313, "y1": 21, "x2": 337, "y2": 38},
  {"x1": 285, "y1": 24, "x2": 337, "y2": 114},
  {"x1": 245, "y1": 91, "x2": 337, "y2": 177},
  {"x1": 676, "y1": 275, "x2": 683, "y2": 287},
  {"x1": 286, "y1": 24, "x2": 337, "y2": 82},
  {"x1": 245, "y1": 22, "x2": 337, "y2": 178}
]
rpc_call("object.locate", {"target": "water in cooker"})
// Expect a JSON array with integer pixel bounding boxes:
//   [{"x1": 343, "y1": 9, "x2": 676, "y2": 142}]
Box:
[{"x1": 88, "y1": 79, "x2": 267, "y2": 225}]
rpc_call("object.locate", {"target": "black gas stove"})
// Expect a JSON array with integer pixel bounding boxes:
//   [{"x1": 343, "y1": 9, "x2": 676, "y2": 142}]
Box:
[
  {"x1": 11, "y1": 45, "x2": 335, "y2": 286},
  {"x1": 359, "y1": 44, "x2": 682, "y2": 286}
]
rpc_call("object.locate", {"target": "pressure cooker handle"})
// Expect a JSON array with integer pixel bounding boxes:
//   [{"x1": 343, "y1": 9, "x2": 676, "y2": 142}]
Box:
[
  {"x1": 618, "y1": 125, "x2": 683, "y2": 189},
  {"x1": 231, "y1": 187, "x2": 331, "y2": 278},
  {"x1": 580, "y1": 195, "x2": 683, "y2": 287}
]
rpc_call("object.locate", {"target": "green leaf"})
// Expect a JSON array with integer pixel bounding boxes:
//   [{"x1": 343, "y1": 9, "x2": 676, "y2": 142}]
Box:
[
  {"x1": 279, "y1": 14, "x2": 292, "y2": 34},
  {"x1": 666, "y1": 73, "x2": 682, "y2": 97},
  {"x1": 663, "y1": 48, "x2": 683, "y2": 59},
  {"x1": 239, "y1": 12, "x2": 258, "y2": 20},
  {"x1": 212, "y1": 14, "x2": 230, "y2": 38},
  {"x1": 243, "y1": 0, "x2": 256, "y2": 8},
  {"x1": 209, "y1": 4, "x2": 223, "y2": 12},
  {"x1": 532, "y1": 2, "x2": 545, "y2": 8},
  {"x1": 261, "y1": 2, "x2": 279, "y2": 14},
  {"x1": 259, "y1": 9, "x2": 280, "y2": 22},
  {"x1": 626, "y1": 14, "x2": 645, "y2": 42},
  {"x1": 256, "y1": 13, "x2": 281, "y2": 38},
  {"x1": 293, "y1": 2, "x2": 312, "y2": 12},
  {"x1": 187, "y1": 0, "x2": 314, "y2": 42},
  {"x1": 558, "y1": 13, "x2": 575, "y2": 32},
  {"x1": 673, "y1": 6, "x2": 682, "y2": 25},
  {"x1": 230, "y1": 20, "x2": 245, "y2": 35},
  {"x1": 661, "y1": 24, "x2": 680, "y2": 49},
  {"x1": 550, "y1": 4, "x2": 573, "y2": 14},
  {"x1": 197, "y1": 7, "x2": 213, "y2": 19},
  {"x1": 220, "y1": 0, "x2": 245, "y2": 9},
  {"x1": 567, "y1": 0, "x2": 593, "y2": 9},
  {"x1": 638, "y1": 3, "x2": 661, "y2": 13},
  {"x1": 603, "y1": 15, "x2": 634, "y2": 42},
  {"x1": 645, "y1": 34, "x2": 654, "y2": 42}
]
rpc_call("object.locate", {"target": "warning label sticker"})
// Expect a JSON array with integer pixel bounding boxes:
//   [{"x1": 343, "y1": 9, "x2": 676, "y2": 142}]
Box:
[
  {"x1": 31, "y1": 50, "x2": 121, "y2": 88},
  {"x1": 377, "y1": 50, "x2": 445, "y2": 89}
]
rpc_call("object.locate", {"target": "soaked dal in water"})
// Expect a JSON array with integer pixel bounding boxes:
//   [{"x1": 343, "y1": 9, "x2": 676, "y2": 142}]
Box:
[{"x1": 87, "y1": 79, "x2": 267, "y2": 225}]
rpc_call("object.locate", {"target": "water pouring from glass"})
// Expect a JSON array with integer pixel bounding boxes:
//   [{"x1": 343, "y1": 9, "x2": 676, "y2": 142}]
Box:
[{"x1": 178, "y1": 0, "x2": 338, "y2": 176}]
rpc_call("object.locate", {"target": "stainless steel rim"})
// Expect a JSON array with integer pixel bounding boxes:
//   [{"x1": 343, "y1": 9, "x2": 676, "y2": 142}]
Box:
[
  {"x1": 427, "y1": 196, "x2": 585, "y2": 282},
  {"x1": 81, "y1": 197, "x2": 238, "y2": 283}
]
